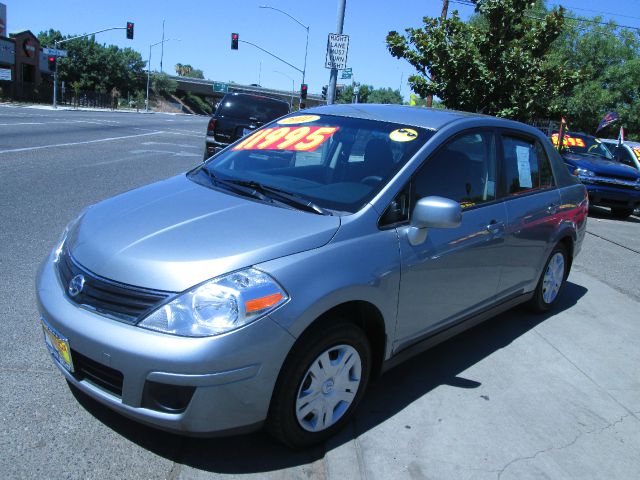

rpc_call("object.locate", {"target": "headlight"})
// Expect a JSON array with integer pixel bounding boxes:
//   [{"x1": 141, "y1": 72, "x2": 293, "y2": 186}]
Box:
[
  {"x1": 53, "y1": 209, "x2": 88, "y2": 262},
  {"x1": 138, "y1": 268, "x2": 289, "y2": 337},
  {"x1": 573, "y1": 168, "x2": 595, "y2": 177}
]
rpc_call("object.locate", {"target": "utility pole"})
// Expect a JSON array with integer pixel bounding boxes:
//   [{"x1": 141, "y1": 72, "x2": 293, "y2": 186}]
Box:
[
  {"x1": 327, "y1": 0, "x2": 346, "y2": 105},
  {"x1": 427, "y1": 0, "x2": 449, "y2": 108},
  {"x1": 160, "y1": 19, "x2": 165, "y2": 73}
]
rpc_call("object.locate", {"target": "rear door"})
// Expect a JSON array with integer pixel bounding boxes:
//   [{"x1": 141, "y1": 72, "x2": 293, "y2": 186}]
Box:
[
  {"x1": 394, "y1": 130, "x2": 507, "y2": 349},
  {"x1": 496, "y1": 132, "x2": 561, "y2": 298}
]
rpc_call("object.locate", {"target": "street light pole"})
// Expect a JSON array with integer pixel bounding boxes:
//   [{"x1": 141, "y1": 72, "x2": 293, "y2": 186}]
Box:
[
  {"x1": 146, "y1": 38, "x2": 180, "y2": 113},
  {"x1": 273, "y1": 70, "x2": 295, "y2": 108},
  {"x1": 327, "y1": 0, "x2": 346, "y2": 105},
  {"x1": 259, "y1": 5, "x2": 309, "y2": 108}
]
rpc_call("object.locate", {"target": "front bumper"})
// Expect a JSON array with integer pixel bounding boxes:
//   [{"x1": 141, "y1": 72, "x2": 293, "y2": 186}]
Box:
[
  {"x1": 582, "y1": 183, "x2": 640, "y2": 209},
  {"x1": 36, "y1": 252, "x2": 296, "y2": 435}
]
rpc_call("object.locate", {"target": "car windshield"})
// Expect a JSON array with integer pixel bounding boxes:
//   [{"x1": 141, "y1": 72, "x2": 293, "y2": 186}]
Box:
[
  {"x1": 189, "y1": 113, "x2": 433, "y2": 214},
  {"x1": 551, "y1": 132, "x2": 613, "y2": 160},
  {"x1": 218, "y1": 96, "x2": 289, "y2": 123}
]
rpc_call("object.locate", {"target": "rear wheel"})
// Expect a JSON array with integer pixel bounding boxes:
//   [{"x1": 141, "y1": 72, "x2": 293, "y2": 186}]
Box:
[
  {"x1": 611, "y1": 207, "x2": 634, "y2": 219},
  {"x1": 528, "y1": 244, "x2": 568, "y2": 313},
  {"x1": 267, "y1": 321, "x2": 371, "y2": 449}
]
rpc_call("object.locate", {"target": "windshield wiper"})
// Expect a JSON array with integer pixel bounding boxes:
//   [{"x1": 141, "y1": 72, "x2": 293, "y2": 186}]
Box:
[
  {"x1": 200, "y1": 168, "x2": 269, "y2": 202},
  {"x1": 224, "y1": 179, "x2": 330, "y2": 216}
]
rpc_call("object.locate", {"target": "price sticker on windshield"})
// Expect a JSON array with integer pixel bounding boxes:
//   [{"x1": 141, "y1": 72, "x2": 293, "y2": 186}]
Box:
[
  {"x1": 233, "y1": 126, "x2": 339, "y2": 152},
  {"x1": 551, "y1": 134, "x2": 586, "y2": 148},
  {"x1": 632, "y1": 147, "x2": 640, "y2": 160}
]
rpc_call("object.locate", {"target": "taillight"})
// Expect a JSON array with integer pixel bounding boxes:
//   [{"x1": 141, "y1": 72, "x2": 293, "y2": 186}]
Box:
[{"x1": 206, "y1": 118, "x2": 217, "y2": 136}]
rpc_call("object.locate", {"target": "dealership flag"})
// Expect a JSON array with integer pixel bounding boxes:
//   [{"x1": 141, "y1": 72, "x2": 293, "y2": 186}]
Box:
[
  {"x1": 596, "y1": 111, "x2": 620, "y2": 133},
  {"x1": 618, "y1": 126, "x2": 625, "y2": 148}
]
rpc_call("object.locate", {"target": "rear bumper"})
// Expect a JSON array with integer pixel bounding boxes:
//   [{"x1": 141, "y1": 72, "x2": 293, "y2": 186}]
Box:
[{"x1": 204, "y1": 136, "x2": 229, "y2": 159}]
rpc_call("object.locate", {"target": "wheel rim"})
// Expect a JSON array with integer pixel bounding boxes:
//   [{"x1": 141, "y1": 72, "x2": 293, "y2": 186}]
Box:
[
  {"x1": 295, "y1": 344, "x2": 362, "y2": 433},
  {"x1": 542, "y1": 252, "x2": 565, "y2": 304}
]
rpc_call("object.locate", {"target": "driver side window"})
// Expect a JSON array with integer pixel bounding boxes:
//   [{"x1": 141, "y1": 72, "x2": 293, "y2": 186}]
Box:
[{"x1": 412, "y1": 131, "x2": 497, "y2": 210}]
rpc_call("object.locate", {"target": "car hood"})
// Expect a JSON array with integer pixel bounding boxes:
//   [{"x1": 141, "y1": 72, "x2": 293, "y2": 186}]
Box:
[
  {"x1": 68, "y1": 174, "x2": 341, "y2": 292},
  {"x1": 562, "y1": 153, "x2": 640, "y2": 180}
]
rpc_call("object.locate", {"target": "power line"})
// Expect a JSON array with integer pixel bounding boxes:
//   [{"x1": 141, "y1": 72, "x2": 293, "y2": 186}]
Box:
[{"x1": 449, "y1": 0, "x2": 640, "y2": 33}]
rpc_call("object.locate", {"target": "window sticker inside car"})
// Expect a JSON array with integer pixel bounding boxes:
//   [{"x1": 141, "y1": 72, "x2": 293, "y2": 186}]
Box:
[
  {"x1": 632, "y1": 147, "x2": 640, "y2": 160},
  {"x1": 551, "y1": 134, "x2": 586, "y2": 148},
  {"x1": 516, "y1": 145, "x2": 533, "y2": 188},
  {"x1": 233, "y1": 126, "x2": 339, "y2": 152},
  {"x1": 389, "y1": 128, "x2": 418, "y2": 142},
  {"x1": 278, "y1": 114, "x2": 321, "y2": 125}
]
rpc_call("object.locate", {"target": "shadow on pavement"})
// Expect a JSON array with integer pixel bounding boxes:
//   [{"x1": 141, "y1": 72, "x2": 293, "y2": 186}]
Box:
[
  {"x1": 588, "y1": 205, "x2": 640, "y2": 223},
  {"x1": 70, "y1": 281, "x2": 588, "y2": 474}
]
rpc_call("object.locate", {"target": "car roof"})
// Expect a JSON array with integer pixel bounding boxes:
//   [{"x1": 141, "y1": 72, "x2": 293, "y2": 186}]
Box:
[
  {"x1": 303, "y1": 103, "x2": 524, "y2": 131},
  {"x1": 600, "y1": 138, "x2": 640, "y2": 147},
  {"x1": 223, "y1": 92, "x2": 289, "y2": 105}
]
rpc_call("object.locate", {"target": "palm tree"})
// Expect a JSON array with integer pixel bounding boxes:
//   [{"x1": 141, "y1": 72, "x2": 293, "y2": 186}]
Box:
[{"x1": 174, "y1": 63, "x2": 183, "y2": 76}]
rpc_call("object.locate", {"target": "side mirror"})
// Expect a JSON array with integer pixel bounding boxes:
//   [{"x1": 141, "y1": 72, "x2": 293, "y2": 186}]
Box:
[{"x1": 407, "y1": 196, "x2": 462, "y2": 246}]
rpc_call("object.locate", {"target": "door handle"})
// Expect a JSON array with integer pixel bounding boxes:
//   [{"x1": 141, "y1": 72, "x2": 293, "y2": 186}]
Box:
[
  {"x1": 486, "y1": 220, "x2": 505, "y2": 234},
  {"x1": 547, "y1": 203, "x2": 559, "y2": 214}
]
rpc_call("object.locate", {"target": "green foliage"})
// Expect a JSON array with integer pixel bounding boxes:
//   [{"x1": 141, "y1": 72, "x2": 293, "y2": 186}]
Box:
[
  {"x1": 37, "y1": 29, "x2": 146, "y2": 96},
  {"x1": 151, "y1": 73, "x2": 178, "y2": 95},
  {"x1": 181, "y1": 92, "x2": 212, "y2": 115},
  {"x1": 175, "y1": 63, "x2": 205, "y2": 79},
  {"x1": 336, "y1": 84, "x2": 402, "y2": 104},
  {"x1": 547, "y1": 16, "x2": 640, "y2": 136},
  {"x1": 386, "y1": 0, "x2": 580, "y2": 121},
  {"x1": 368, "y1": 87, "x2": 403, "y2": 104}
]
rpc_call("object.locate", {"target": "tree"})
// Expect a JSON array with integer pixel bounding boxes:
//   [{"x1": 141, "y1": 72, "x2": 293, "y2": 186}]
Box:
[
  {"x1": 37, "y1": 29, "x2": 146, "y2": 96},
  {"x1": 368, "y1": 87, "x2": 403, "y2": 104},
  {"x1": 152, "y1": 72, "x2": 177, "y2": 95},
  {"x1": 336, "y1": 83, "x2": 372, "y2": 104},
  {"x1": 386, "y1": 0, "x2": 580, "y2": 121},
  {"x1": 547, "y1": 16, "x2": 640, "y2": 137}
]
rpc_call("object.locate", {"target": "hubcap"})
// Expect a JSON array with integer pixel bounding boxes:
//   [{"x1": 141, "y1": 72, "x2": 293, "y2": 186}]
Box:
[
  {"x1": 295, "y1": 344, "x2": 362, "y2": 433},
  {"x1": 542, "y1": 252, "x2": 565, "y2": 304}
]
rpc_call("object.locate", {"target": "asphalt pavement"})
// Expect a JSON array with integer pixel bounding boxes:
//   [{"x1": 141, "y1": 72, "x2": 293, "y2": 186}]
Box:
[{"x1": 1, "y1": 104, "x2": 639, "y2": 479}]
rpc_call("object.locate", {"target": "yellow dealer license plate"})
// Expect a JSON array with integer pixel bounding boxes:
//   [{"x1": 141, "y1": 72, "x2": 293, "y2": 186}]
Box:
[{"x1": 41, "y1": 318, "x2": 74, "y2": 373}]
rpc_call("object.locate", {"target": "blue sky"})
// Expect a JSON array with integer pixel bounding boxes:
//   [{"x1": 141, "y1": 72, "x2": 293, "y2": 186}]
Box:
[{"x1": 5, "y1": 0, "x2": 640, "y2": 100}]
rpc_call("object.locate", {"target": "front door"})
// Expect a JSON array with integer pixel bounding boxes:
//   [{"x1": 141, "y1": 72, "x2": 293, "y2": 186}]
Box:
[{"x1": 394, "y1": 130, "x2": 507, "y2": 350}]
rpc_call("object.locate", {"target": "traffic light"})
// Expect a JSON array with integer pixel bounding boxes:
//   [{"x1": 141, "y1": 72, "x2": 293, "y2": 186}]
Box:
[
  {"x1": 321, "y1": 85, "x2": 327, "y2": 100},
  {"x1": 300, "y1": 83, "x2": 308, "y2": 100},
  {"x1": 231, "y1": 33, "x2": 239, "y2": 50},
  {"x1": 126, "y1": 22, "x2": 134, "y2": 40},
  {"x1": 48, "y1": 56, "x2": 56, "y2": 71}
]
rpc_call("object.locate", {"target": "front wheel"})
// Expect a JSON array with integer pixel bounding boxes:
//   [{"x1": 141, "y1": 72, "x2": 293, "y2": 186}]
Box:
[
  {"x1": 267, "y1": 321, "x2": 371, "y2": 449},
  {"x1": 528, "y1": 244, "x2": 568, "y2": 313}
]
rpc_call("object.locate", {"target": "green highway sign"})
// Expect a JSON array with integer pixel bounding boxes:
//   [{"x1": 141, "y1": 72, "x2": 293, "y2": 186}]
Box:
[
  {"x1": 213, "y1": 82, "x2": 229, "y2": 93},
  {"x1": 341, "y1": 68, "x2": 352, "y2": 79}
]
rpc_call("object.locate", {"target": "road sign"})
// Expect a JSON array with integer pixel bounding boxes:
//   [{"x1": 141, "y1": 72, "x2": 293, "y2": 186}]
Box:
[
  {"x1": 43, "y1": 47, "x2": 68, "y2": 57},
  {"x1": 341, "y1": 68, "x2": 352, "y2": 79},
  {"x1": 213, "y1": 82, "x2": 229, "y2": 93},
  {"x1": 325, "y1": 33, "x2": 349, "y2": 70}
]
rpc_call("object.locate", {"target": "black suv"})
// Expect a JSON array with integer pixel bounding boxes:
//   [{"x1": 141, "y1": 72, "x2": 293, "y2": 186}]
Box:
[{"x1": 204, "y1": 93, "x2": 290, "y2": 158}]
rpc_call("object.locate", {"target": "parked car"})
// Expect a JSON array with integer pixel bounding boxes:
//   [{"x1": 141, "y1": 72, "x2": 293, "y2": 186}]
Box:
[
  {"x1": 551, "y1": 131, "x2": 640, "y2": 219},
  {"x1": 599, "y1": 138, "x2": 640, "y2": 172},
  {"x1": 204, "y1": 92, "x2": 290, "y2": 159},
  {"x1": 37, "y1": 105, "x2": 587, "y2": 448}
]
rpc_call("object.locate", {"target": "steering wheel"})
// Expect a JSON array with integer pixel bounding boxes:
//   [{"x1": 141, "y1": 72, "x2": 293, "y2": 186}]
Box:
[{"x1": 361, "y1": 176, "x2": 383, "y2": 186}]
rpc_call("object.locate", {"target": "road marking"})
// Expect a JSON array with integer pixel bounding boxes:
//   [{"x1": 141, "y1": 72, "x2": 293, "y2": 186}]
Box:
[
  {"x1": 129, "y1": 149, "x2": 200, "y2": 157},
  {"x1": 140, "y1": 141, "x2": 198, "y2": 148},
  {"x1": 0, "y1": 122, "x2": 46, "y2": 126},
  {"x1": 0, "y1": 131, "x2": 164, "y2": 154}
]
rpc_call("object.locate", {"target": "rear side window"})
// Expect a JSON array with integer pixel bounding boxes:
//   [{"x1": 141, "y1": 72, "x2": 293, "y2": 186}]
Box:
[{"x1": 501, "y1": 136, "x2": 555, "y2": 195}]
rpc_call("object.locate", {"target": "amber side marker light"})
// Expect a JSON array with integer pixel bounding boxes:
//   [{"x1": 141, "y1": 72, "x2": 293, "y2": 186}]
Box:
[{"x1": 245, "y1": 293, "x2": 284, "y2": 313}]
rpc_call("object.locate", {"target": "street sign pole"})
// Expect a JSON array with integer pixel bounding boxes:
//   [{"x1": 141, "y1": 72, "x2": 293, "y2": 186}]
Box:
[
  {"x1": 53, "y1": 41, "x2": 59, "y2": 109},
  {"x1": 327, "y1": 0, "x2": 346, "y2": 105}
]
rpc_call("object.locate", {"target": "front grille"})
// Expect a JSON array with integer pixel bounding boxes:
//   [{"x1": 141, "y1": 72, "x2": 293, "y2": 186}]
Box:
[
  {"x1": 593, "y1": 179, "x2": 637, "y2": 190},
  {"x1": 72, "y1": 349, "x2": 124, "y2": 397},
  {"x1": 57, "y1": 247, "x2": 173, "y2": 323}
]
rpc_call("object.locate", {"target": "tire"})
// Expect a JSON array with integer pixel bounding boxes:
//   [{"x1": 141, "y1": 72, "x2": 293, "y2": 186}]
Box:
[
  {"x1": 611, "y1": 207, "x2": 634, "y2": 220},
  {"x1": 528, "y1": 243, "x2": 569, "y2": 313},
  {"x1": 267, "y1": 321, "x2": 371, "y2": 449}
]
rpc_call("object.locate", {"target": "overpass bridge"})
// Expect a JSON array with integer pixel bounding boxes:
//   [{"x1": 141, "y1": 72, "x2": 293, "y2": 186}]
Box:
[{"x1": 171, "y1": 76, "x2": 325, "y2": 108}]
